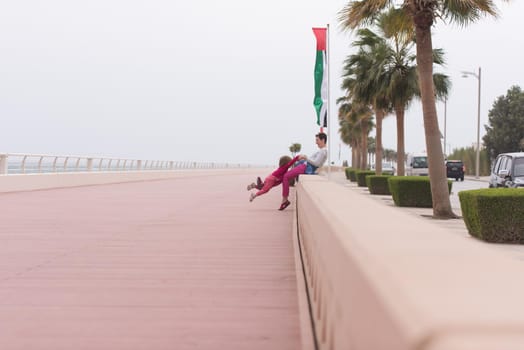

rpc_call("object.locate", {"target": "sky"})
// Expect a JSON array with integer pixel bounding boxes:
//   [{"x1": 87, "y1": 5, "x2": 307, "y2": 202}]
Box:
[{"x1": 0, "y1": 1, "x2": 522, "y2": 166}]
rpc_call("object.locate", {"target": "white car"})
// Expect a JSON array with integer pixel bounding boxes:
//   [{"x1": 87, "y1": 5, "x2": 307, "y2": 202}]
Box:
[{"x1": 370, "y1": 162, "x2": 395, "y2": 175}]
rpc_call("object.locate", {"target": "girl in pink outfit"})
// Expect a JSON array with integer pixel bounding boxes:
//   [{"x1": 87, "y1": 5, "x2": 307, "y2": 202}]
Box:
[
  {"x1": 279, "y1": 132, "x2": 328, "y2": 210},
  {"x1": 249, "y1": 155, "x2": 300, "y2": 202}
]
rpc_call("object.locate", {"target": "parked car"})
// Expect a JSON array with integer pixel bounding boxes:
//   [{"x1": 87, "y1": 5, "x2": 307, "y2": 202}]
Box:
[
  {"x1": 445, "y1": 160, "x2": 465, "y2": 181},
  {"x1": 488, "y1": 152, "x2": 524, "y2": 188},
  {"x1": 370, "y1": 162, "x2": 395, "y2": 175}
]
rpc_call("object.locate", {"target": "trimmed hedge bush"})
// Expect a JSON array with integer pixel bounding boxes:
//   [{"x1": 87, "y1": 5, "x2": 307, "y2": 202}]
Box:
[
  {"x1": 388, "y1": 176, "x2": 452, "y2": 207},
  {"x1": 348, "y1": 169, "x2": 358, "y2": 182},
  {"x1": 459, "y1": 188, "x2": 524, "y2": 243},
  {"x1": 366, "y1": 175, "x2": 392, "y2": 195},
  {"x1": 344, "y1": 167, "x2": 354, "y2": 180},
  {"x1": 356, "y1": 170, "x2": 375, "y2": 187}
]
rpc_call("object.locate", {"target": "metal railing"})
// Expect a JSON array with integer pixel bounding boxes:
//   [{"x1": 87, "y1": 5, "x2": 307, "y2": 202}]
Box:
[{"x1": 0, "y1": 153, "x2": 255, "y2": 175}]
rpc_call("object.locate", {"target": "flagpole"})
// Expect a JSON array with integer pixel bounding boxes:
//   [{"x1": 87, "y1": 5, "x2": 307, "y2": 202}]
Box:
[
  {"x1": 326, "y1": 23, "x2": 331, "y2": 178},
  {"x1": 312, "y1": 26, "x2": 329, "y2": 175}
]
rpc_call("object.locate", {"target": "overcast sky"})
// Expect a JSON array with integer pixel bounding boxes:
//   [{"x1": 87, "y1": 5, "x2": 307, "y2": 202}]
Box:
[{"x1": 1, "y1": 1, "x2": 522, "y2": 166}]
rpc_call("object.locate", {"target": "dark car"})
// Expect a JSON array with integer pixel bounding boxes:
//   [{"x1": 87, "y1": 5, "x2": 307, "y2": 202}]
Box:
[
  {"x1": 489, "y1": 152, "x2": 524, "y2": 188},
  {"x1": 446, "y1": 160, "x2": 465, "y2": 181}
]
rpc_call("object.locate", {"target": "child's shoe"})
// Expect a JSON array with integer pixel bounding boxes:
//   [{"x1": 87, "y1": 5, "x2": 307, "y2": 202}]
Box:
[
  {"x1": 256, "y1": 177, "x2": 264, "y2": 190},
  {"x1": 278, "y1": 200, "x2": 291, "y2": 210}
]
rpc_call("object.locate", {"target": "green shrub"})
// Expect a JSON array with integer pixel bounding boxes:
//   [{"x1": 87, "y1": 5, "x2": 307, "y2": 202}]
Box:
[
  {"x1": 459, "y1": 188, "x2": 524, "y2": 243},
  {"x1": 348, "y1": 169, "x2": 358, "y2": 182},
  {"x1": 344, "y1": 167, "x2": 354, "y2": 180},
  {"x1": 388, "y1": 176, "x2": 452, "y2": 207},
  {"x1": 356, "y1": 170, "x2": 375, "y2": 187},
  {"x1": 366, "y1": 175, "x2": 392, "y2": 195}
]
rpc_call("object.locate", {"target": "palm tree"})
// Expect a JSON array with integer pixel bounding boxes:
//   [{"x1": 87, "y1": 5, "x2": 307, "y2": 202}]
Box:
[
  {"x1": 338, "y1": 103, "x2": 359, "y2": 167},
  {"x1": 352, "y1": 103, "x2": 374, "y2": 169},
  {"x1": 337, "y1": 99, "x2": 373, "y2": 169},
  {"x1": 375, "y1": 11, "x2": 418, "y2": 177},
  {"x1": 383, "y1": 148, "x2": 397, "y2": 163},
  {"x1": 367, "y1": 136, "x2": 376, "y2": 166},
  {"x1": 341, "y1": 29, "x2": 391, "y2": 175},
  {"x1": 338, "y1": 1, "x2": 504, "y2": 218},
  {"x1": 338, "y1": 116, "x2": 357, "y2": 166},
  {"x1": 343, "y1": 15, "x2": 449, "y2": 177}
]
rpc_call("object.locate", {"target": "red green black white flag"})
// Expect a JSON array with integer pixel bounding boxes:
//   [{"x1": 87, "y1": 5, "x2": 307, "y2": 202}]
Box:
[{"x1": 312, "y1": 27, "x2": 327, "y2": 129}]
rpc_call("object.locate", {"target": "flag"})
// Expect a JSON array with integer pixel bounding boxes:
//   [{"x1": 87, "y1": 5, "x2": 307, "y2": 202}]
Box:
[{"x1": 312, "y1": 27, "x2": 327, "y2": 129}]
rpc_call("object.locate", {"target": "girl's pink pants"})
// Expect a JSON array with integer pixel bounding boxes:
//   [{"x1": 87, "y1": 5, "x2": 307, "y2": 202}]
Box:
[
  {"x1": 282, "y1": 163, "x2": 306, "y2": 198},
  {"x1": 256, "y1": 175, "x2": 281, "y2": 196}
]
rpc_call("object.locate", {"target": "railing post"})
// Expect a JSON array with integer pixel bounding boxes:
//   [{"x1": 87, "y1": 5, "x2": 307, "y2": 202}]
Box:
[
  {"x1": 137, "y1": 160, "x2": 142, "y2": 170},
  {"x1": 87, "y1": 158, "x2": 93, "y2": 172},
  {"x1": 0, "y1": 154, "x2": 8, "y2": 174},
  {"x1": 21, "y1": 156, "x2": 27, "y2": 174},
  {"x1": 169, "y1": 161, "x2": 174, "y2": 169}
]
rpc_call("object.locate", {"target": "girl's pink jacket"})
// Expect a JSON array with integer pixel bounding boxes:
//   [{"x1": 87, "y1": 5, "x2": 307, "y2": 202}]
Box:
[{"x1": 271, "y1": 156, "x2": 300, "y2": 180}]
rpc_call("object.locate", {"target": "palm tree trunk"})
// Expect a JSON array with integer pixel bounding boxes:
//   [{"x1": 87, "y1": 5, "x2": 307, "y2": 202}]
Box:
[
  {"x1": 395, "y1": 105, "x2": 405, "y2": 176},
  {"x1": 351, "y1": 145, "x2": 357, "y2": 168},
  {"x1": 353, "y1": 140, "x2": 361, "y2": 169},
  {"x1": 356, "y1": 142, "x2": 362, "y2": 169},
  {"x1": 361, "y1": 126, "x2": 368, "y2": 169},
  {"x1": 375, "y1": 109, "x2": 384, "y2": 175},
  {"x1": 414, "y1": 21, "x2": 456, "y2": 218}
]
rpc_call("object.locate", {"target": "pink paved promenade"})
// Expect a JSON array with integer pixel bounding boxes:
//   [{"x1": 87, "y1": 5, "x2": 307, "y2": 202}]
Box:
[{"x1": 0, "y1": 171, "x2": 301, "y2": 349}]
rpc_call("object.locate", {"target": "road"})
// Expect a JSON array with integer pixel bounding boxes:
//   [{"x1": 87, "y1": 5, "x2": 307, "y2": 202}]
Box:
[{"x1": 449, "y1": 177, "x2": 489, "y2": 212}]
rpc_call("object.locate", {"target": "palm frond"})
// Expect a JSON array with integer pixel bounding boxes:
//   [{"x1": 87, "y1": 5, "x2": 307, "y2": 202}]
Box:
[
  {"x1": 441, "y1": 0, "x2": 501, "y2": 27},
  {"x1": 433, "y1": 73, "x2": 451, "y2": 101},
  {"x1": 338, "y1": 0, "x2": 392, "y2": 30},
  {"x1": 378, "y1": 7, "x2": 414, "y2": 42},
  {"x1": 432, "y1": 48, "x2": 445, "y2": 65}
]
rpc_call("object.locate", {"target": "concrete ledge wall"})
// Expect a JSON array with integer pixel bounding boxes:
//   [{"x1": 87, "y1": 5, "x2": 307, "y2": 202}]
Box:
[
  {"x1": 296, "y1": 175, "x2": 524, "y2": 350},
  {"x1": 0, "y1": 169, "x2": 256, "y2": 193}
]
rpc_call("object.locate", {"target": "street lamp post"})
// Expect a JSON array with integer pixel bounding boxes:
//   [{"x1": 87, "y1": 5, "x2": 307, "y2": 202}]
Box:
[{"x1": 461, "y1": 67, "x2": 482, "y2": 179}]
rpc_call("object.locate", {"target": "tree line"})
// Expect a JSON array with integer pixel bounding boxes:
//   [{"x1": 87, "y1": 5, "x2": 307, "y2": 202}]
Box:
[
  {"x1": 361, "y1": 85, "x2": 524, "y2": 176},
  {"x1": 336, "y1": 1, "x2": 516, "y2": 218}
]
